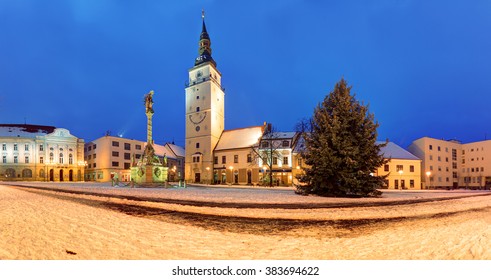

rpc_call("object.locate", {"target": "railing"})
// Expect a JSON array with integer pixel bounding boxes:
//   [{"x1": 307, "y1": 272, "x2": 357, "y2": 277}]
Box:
[{"x1": 184, "y1": 76, "x2": 225, "y2": 92}]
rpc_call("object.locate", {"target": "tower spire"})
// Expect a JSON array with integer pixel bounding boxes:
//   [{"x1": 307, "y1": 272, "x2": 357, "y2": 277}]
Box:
[{"x1": 195, "y1": 10, "x2": 216, "y2": 67}]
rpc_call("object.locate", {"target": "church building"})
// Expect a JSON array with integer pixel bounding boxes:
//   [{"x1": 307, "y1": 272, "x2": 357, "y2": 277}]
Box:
[
  {"x1": 184, "y1": 13, "x2": 303, "y2": 186},
  {"x1": 184, "y1": 12, "x2": 226, "y2": 184}
]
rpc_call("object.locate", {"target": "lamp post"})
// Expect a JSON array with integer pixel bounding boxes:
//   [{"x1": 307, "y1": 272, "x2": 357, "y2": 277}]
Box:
[
  {"x1": 229, "y1": 166, "x2": 233, "y2": 184},
  {"x1": 426, "y1": 171, "x2": 431, "y2": 189},
  {"x1": 206, "y1": 166, "x2": 210, "y2": 184},
  {"x1": 262, "y1": 165, "x2": 267, "y2": 185},
  {"x1": 398, "y1": 170, "x2": 403, "y2": 190}
]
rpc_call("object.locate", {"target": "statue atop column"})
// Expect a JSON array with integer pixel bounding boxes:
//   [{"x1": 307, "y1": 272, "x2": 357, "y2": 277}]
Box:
[
  {"x1": 144, "y1": 90, "x2": 154, "y2": 114},
  {"x1": 131, "y1": 89, "x2": 168, "y2": 186}
]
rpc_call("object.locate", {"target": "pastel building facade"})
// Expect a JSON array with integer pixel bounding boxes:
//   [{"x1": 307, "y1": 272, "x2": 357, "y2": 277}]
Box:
[
  {"x1": 376, "y1": 142, "x2": 422, "y2": 189},
  {"x1": 84, "y1": 135, "x2": 184, "y2": 183},
  {"x1": 0, "y1": 124, "x2": 85, "y2": 182},
  {"x1": 408, "y1": 137, "x2": 461, "y2": 189},
  {"x1": 409, "y1": 137, "x2": 491, "y2": 189}
]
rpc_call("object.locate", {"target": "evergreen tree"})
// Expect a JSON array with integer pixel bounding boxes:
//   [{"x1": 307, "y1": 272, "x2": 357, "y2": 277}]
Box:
[{"x1": 297, "y1": 78, "x2": 387, "y2": 197}]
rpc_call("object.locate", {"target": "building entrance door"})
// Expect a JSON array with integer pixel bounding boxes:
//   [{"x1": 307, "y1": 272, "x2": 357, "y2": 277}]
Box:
[
  {"x1": 49, "y1": 169, "x2": 54, "y2": 181},
  {"x1": 195, "y1": 173, "x2": 200, "y2": 183},
  {"x1": 59, "y1": 170, "x2": 64, "y2": 181}
]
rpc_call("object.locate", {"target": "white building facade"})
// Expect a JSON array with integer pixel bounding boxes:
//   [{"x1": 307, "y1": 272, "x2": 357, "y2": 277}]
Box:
[
  {"x1": 184, "y1": 14, "x2": 225, "y2": 183},
  {"x1": 0, "y1": 124, "x2": 85, "y2": 181}
]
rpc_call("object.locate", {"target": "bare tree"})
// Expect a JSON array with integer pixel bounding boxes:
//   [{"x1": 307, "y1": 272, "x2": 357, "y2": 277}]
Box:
[{"x1": 250, "y1": 124, "x2": 283, "y2": 187}]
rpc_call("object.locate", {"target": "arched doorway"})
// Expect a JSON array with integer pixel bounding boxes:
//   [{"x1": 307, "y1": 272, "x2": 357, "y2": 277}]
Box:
[
  {"x1": 69, "y1": 170, "x2": 73, "y2": 181},
  {"x1": 5, "y1": 168, "x2": 15, "y2": 179},
  {"x1": 59, "y1": 169, "x2": 64, "y2": 182},
  {"x1": 49, "y1": 169, "x2": 54, "y2": 181},
  {"x1": 22, "y1": 169, "x2": 33, "y2": 178}
]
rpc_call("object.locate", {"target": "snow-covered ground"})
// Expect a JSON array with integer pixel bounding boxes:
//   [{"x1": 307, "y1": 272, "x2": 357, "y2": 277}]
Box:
[{"x1": 1, "y1": 182, "x2": 491, "y2": 259}]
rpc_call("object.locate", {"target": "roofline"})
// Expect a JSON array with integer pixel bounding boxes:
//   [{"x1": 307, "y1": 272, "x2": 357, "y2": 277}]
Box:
[
  {"x1": 222, "y1": 125, "x2": 265, "y2": 133},
  {"x1": 164, "y1": 143, "x2": 185, "y2": 158},
  {"x1": 386, "y1": 157, "x2": 422, "y2": 161},
  {"x1": 0, "y1": 124, "x2": 56, "y2": 133}
]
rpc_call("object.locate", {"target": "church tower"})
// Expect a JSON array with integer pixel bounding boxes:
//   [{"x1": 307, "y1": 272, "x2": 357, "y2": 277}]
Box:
[{"x1": 185, "y1": 11, "x2": 225, "y2": 183}]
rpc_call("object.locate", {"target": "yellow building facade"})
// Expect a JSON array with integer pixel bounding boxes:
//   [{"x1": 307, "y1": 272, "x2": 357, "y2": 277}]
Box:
[
  {"x1": 376, "y1": 142, "x2": 422, "y2": 189},
  {"x1": 84, "y1": 135, "x2": 184, "y2": 183}
]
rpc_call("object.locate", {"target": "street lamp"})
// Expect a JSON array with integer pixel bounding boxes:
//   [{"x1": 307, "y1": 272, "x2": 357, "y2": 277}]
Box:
[
  {"x1": 229, "y1": 166, "x2": 233, "y2": 184},
  {"x1": 426, "y1": 171, "x2": 431, "y2": 189},
  {"x1": 398, "y1": 170, "x2": 403, "y2": 190},
  {"x1": 206, "y1": 166, "x2": 210, "y2": 184}
]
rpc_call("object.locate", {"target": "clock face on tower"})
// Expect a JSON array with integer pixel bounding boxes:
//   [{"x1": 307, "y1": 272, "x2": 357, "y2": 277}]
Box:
[{"x1": 189, "y1": 111, "x2": 207, "y2": 125}]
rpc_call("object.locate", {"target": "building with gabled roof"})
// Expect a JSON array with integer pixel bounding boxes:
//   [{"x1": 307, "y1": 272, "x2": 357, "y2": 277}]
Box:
[
  {"x1": 212, "y1": 126, "x2": 264, "y2": 185},
  {"x1": 376, "y1": 141, "x2": 422, "y2": 189}
]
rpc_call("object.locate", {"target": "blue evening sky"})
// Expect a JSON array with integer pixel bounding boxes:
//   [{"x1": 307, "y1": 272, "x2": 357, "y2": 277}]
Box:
[{"x1": 1, "y1": 0, "x2": 490, "y2": 148}]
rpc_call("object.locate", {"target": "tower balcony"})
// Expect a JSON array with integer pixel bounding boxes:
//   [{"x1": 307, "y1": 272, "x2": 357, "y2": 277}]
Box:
[{"x1": 185, "y1": 75, "x2": 225, "y2": 92}]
